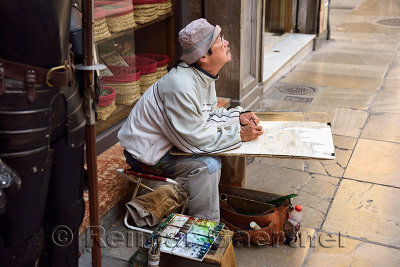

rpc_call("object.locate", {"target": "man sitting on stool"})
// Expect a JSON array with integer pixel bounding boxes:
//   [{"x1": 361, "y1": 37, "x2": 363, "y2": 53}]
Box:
[{"x1": 118, "y1": 18, "x2": 263, "y2": 221}]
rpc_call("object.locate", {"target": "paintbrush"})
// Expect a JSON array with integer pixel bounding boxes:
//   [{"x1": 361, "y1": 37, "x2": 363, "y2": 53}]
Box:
[{"x1": 116, "y1": 169, "x2": 178, "y2": 185}]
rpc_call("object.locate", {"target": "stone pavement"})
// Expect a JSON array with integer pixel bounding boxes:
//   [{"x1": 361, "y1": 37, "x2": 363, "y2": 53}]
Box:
[
  {"x1": 240, "y1": 0, "x2": 400, "y2": 266},
  {"x1": 80, "y1": 0, "x2": 400, "y2": 266}
]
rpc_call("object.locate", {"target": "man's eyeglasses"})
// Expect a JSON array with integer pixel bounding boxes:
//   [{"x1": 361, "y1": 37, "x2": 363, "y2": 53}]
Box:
[{"x1": 212, "y1": 35, "x2": 225, "y2": 47}]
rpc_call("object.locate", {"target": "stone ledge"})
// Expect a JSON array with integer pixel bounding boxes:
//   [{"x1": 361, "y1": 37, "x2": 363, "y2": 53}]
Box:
[{"x1": 80, "y1": 143, "x2": 131, "y2": 235}]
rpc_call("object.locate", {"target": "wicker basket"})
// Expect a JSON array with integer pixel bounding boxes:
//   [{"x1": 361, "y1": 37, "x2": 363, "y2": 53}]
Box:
[
  {"x1": 136, "y1": 53, "x2": 170, "y2": 80},
  {"x1": 100, "y1": 66, "x2": 141, "y2": 105},
  {"x1": 133, "y1": 1, "x2": 158, "y2": 24},
  {"x1": 95, "y1": 1, "x2": 136, "y2": 32},
  {"x1": 97, "y1": 102, "x2": 117, "y2": 121},
  {"x1": 155, "y1": 0, "x2": 172, "y2": 16},
  {"x1": 156, "y1": 65, "x2": 168, "y2": 79},
  {"x1": 94, "y1": 8, "x2": 111, "y2": 42},
  {"x1": 123, "y1": 56, "x2": 158, "y2": 94},
  {"x1": 97, "y1": 86, "x2": 117, "y2": 120},
  {"x1": 139, "y1": 72, "x2": 157, "y2": 94}
]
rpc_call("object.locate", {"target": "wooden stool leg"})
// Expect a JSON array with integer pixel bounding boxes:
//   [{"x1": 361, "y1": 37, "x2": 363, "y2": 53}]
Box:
[
  {"x1": 132, "y1": 177, "x2": 143, "y2": 198},
  {"x1": 117, "y1": 172, "x2": 154, "y2": 192}
]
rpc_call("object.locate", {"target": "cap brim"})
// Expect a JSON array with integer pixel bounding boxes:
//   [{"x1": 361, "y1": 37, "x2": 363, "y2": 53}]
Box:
[{"x1": 209, "y1": 25, "x2": 221, "y2": 51}]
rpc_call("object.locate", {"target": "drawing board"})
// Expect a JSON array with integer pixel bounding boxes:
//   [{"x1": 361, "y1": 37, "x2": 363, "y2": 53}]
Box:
[{"x1": 170, "y1": 112, "x2": 335, "y2": 160}]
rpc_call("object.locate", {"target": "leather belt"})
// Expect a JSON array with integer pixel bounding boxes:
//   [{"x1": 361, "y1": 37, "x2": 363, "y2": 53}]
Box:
[{"x1": 0, "y1": 58, "x2": 73, "y2": 101}]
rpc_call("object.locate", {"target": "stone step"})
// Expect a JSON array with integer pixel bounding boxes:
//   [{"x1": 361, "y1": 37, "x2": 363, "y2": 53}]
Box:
[
  {"x1": 242, "y1": 33, "x2": 315, "y2": 110},
  {"x1": 255, "y1": 34, "x2": 315, "y2": 109}
]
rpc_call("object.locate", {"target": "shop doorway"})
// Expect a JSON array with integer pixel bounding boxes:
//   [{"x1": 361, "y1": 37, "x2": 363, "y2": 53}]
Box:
[{"x1": 264, "y1": 0, "x2": 294, "y2": 52}]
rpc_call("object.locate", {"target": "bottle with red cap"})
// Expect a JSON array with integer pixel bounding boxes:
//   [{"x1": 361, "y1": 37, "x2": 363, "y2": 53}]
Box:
[{"x1": 288, "y1": 204, "x2": 302, "y2": 227}]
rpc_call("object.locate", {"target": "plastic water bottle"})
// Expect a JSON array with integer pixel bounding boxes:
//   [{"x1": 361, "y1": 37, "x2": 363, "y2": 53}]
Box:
[{"x1": 288, "y1": 205, "x2": 302, "y2": 227}]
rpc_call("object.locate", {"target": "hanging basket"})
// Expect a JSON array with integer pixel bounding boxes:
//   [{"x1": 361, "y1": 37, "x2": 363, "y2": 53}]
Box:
[
  {"x1": 100, "y1": 67, "x2": 141, "y2": 105},
  {"x1": 136, "y1": 53, "x2": 170, "y2": 80},
  {"x1": 95, "y1": 1, "x2": 136, "y2": 32},
  {"x1": 123, "y1": 56, "x2": 158, "y2": 94}
]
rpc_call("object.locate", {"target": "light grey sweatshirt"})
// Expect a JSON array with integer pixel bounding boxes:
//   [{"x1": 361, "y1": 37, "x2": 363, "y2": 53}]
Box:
[{"x1": 118, "y1": 62, "x2": 243, "y2": 165}]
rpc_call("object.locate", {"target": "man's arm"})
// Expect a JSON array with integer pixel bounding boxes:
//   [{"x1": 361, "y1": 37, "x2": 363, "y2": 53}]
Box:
[
  {"x1": 207, "y1": 104, "x2": 244, "y2": 128},
  {"x1": 160, "y1": 89, "x2": 242, "y2": 154}
]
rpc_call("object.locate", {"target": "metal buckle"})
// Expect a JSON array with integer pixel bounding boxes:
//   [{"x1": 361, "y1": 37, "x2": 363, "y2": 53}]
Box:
[{"x1": 46, "y1": 65, "x2": 66, "y2": 87}]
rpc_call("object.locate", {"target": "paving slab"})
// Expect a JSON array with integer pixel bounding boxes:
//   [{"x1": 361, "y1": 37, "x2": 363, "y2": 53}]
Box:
[
  {"x1": 79, "y1": 249, "x2": 128, "y2": 267},
  {"x1": 329, "y1": 9, "x2": 354, "y2": 31},
  {"x1": 256, "y1": 99, "x2": 369, "y2": 137},
  {"x1": 295, "y1": 61, "x2": 388, "y2": 78},
  {"x1": 256, "y1": 135, "x2": 356, "y2": 178},
  {"x1": 329, "y1": 32, "x2": 400, "y2": 45},
  {"x1": 370, "y1": 91, "x2": 400, "y2": 113},
  {"x1": 263, "y1": 83, "x2": 375, "y2": 110},
  {"x1": 361, "y1": 113, "x2": 400, "y2": 143},
  {"x1": 246, "y1": 159, "x2": 339, "y2": 229},
  {"x1": 305, "y1": 51, "x2": 393, "y2": 67},
  {"x1": 344, "y1": 138, "x2": 400, "y2": 187},
  {"x1": 337, "y1": 22, "x2": 400, "y2": 34},
  {"x1": 312, "y1": 41, "x2": 397, "y2": 55},
  {"x1": 305, "y1": 232, "x2": 400, "y2": 267},
  {"x1": 383, "y1": 79, "x2": 400, "y2": 93},
  {"x1": 245, "y1": 161, "x2": 312, "y2": 196},
  {"x1": 281, "y1": 70, "x2": 382, "y2": 91},
  {"x1": 386, "y1": 67, "x2": 400, "y2": 80},
  {"x1": 393, "y1": 56, "x2": 400, "y2": 67},
  {"x1": 331, "y1": 0, "x2": 363, "y2": 8},
  {"x1": 349, "y1": 0, "x2": 400, "y2": 16},
  {"x1": 94, "y1": 219, "x2": 149, "y2": 262},
  {"x1": 326, "y1": 37, "x2": 399, "y2": 51},
  {"x1": 322, "y1": 179, "x2": 400, "y2": 247},
  {"x1": 234, "y1": 227, "x2": 315, "y2": 267},
  {"x1": 292, "y1": 175, "x2": 339, "y2": 229}
]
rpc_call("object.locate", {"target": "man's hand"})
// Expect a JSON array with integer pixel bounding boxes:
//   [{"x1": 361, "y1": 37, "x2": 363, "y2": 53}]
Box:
[
  {"x1": 240, "y1": 112, "x2": 260, "y2": 126},
  {"x1": 240, "y1": 125, "x2": 263, "y2": 142}
]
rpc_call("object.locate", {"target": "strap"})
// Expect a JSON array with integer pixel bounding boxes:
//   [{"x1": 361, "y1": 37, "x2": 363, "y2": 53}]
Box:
[
  {"x1": 26, "y1": 69, "x2": 37, "y2": 101},
  {"x1": 267, "y1": 193, "x2": 298, "y2": 205},
  {"x1": 0, "y1": 62, "x2": 4, "y2": 96},
  {"x1": 220, "y1": 198, "x2": 293, "y2": 246},
  {"x1": 0, "y1": 58, "x2": 72, "y2": 88}
]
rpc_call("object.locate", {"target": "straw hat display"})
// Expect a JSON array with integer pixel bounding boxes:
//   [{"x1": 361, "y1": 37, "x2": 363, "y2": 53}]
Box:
[
  {"x1": 155, "y1": 0, "x2": 172, "y2": 16},
  {"x1": 97, "y1": 86, "x2": 117, "y2": 120},
  {"x1": 95, "y1": 1, "x2": 136, "y2": 33},
  {"x1": 133, "y1": 0, "x2": 158, "y2": 24},
  {"x1": 94, "y1": 8, "x2": 111, "y2": 42},
  {"x1": 137, "y1": 53, "x2": 170, "y2": 80},
  {"x1": 100, "y1": 66, "x2": 141, "y2": 105},
  {"x1": 123, "y1": 56, "x2": 158, "y2": 94}
]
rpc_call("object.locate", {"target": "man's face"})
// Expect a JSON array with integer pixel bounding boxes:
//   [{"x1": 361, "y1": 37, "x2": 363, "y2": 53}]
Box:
[{"x1": 208, "y1": 34, "x2": 231, "y2": 67}]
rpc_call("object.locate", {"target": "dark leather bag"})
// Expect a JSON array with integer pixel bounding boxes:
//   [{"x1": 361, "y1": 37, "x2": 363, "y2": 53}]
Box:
[{"x1": 219, "y1": 195, "x2": 299, "y2": 247}]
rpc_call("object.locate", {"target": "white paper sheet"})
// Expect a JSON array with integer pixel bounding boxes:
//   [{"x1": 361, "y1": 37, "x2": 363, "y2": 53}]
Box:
[{"x1": 222, "y1": 121, "x2": 335, "y2": 159}]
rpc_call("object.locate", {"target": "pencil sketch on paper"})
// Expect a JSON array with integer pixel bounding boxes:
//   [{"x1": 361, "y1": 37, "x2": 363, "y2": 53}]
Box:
[{"x1": 223, "y1": 121, "x2": 335, "y2": 159}]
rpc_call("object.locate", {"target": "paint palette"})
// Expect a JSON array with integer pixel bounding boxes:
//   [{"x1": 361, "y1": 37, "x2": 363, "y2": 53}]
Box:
[{"x1": 144, "y1": 213, "x2": 224, "y2": 261}]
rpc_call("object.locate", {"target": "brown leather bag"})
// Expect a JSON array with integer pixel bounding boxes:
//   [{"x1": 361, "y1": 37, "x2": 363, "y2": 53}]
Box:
[{"x1": 219, "y1": 195, "x2": 298, "y2": 247}]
